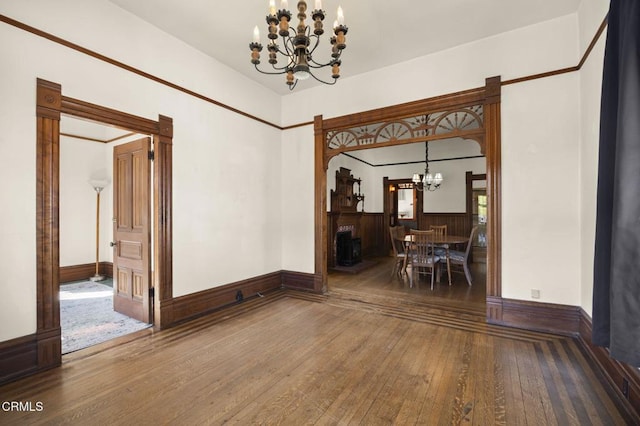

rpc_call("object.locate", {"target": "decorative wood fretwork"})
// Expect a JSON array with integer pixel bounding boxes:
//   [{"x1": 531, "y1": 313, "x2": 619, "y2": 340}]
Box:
[{"x1": 326, "y1": 105, "x2": 484, "y2": 157}]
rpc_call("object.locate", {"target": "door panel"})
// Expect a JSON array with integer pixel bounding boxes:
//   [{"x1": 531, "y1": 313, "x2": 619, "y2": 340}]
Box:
[{"x1": 113, "y1": 137, "x2": 151, "y2": 323}]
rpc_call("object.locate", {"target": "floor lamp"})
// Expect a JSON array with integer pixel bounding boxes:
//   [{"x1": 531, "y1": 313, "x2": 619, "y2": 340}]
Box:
[{"x1": 89, "y1": 179, "x2": 109, "y2": 282}]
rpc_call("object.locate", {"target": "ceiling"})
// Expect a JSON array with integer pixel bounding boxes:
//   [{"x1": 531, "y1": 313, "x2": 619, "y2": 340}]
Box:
[
  {"x1": 60, "y1": 115, "x2": 144, "y2": 143},
  {"x1": 108, "y1": 0, "x2": 581, "y2": 95}
]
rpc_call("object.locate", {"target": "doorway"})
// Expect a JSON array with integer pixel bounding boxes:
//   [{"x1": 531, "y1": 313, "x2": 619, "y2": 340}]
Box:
[
  {"x1": 58, "y1": 123, "x2": 154, "y2": 353},
  {"x1": 35, "y1": 79, "x2": 173, "y2": 371},
  {"x1": 314, "y1": 77, "x2": 502, "y2": 324},
  {"x1": 328, "y1": 141, "x2": 486, "y2": 311}
]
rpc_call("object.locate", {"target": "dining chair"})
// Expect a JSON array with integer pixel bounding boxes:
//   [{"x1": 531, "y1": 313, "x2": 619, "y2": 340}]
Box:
[
  {"x1": 446, "y1": 226, "x2": 478, "y2": 286},
  {"x1": 388, "y1": 225, "x2": 407, "y2": 277},
  {"x1": 430, "y1": 224, "x2": 451, "y2": 286},
  {"x1": 408, "y1": 229, "x2": 440, "y2": 290}
]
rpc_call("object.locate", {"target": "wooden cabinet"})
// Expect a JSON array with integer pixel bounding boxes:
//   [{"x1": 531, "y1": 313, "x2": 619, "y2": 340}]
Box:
[{"x1": 330, "y1": 167, "x2": 364, "y2": 213}]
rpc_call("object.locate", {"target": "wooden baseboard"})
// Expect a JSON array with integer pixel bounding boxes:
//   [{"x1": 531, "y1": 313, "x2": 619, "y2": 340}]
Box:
[
  {"x1": 170, "y1": 271, "x2": 283, "y2": 325},
  {"x1": 60, "y1": 262, "x2": 113, "y2": 283},
  {"x1": 0, "y1": 334, "x2": 38, "y2": 385},
  {"x1": 282, "y1": 270, "x2": 316, "y2": 291},
  {"x1": 491, "y1": 297, "x2": 581, "y2": 336},
  {"x1": 578, "y1": 309, "x2": 640, "y2": 418}
]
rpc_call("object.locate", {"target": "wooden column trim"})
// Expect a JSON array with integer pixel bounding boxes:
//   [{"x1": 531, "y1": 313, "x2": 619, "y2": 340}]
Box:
[
  {"x1": 484, "y1": 76, "x2": 503, "y2": 322},
  {"x1": 154, "y1": 114, "x2": 174, "y2": 328},
  {"x1": 314, "y1": 115, "x2": 327, "y2": 292},
  {"x1": 35, "y1": 78, "x2": 62, "y2": 371}
]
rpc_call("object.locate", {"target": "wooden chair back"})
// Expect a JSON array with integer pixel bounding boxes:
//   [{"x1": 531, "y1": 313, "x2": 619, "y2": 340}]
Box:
[
  {"x1": 464, "y1": 226, "x2": 478, "y2": 260},
  {"x1": 388, "y1": 226, "x2": 404, "y2": 256},
  {"x1": 409, "y1": 229, "x2": 437, "y2": 266},
  {"x1": 429, "y1": 225, "x2": 447, "y2": 240}
]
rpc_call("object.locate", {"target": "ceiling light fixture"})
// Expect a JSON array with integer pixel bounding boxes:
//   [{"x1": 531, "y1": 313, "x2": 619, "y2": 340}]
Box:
[
  {"x1": 413, "y1": 142, "x2": 443, "y2": 192},
  {"x1": 249, "y1": 0, "x2": 348, "y2": 90}
]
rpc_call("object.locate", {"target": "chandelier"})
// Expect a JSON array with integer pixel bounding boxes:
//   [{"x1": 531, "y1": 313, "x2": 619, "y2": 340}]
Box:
[
  {"x1": 412, "y1": 142, "x2": 443, "y2": 192},
  {"x1": 249, "y1": 0, "x2": 348, "y2": 90}
]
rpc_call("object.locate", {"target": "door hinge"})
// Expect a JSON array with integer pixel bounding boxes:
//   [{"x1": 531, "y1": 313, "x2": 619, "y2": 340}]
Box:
[
  {"x1": 149, "y1": 287, "x2": 155, "y2": 298},
  {"x1": 148, "y1": 150, "x2": 155, "y2": 161}
]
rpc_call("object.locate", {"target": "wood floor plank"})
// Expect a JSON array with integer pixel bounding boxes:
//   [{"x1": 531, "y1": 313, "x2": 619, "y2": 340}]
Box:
[{"x1": 496, "y1": 338, "x2": 527, "y2": 425}]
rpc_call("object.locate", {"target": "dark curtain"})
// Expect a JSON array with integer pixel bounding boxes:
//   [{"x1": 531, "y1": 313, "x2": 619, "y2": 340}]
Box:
[{"x1": 592, "y1": 0, "x2": 640, "y2": 367}]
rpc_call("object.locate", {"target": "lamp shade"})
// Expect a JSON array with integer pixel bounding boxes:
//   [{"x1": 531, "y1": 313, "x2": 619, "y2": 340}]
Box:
[{"x1": 89, "y1": 179, "x2": 110, "y2": 191}]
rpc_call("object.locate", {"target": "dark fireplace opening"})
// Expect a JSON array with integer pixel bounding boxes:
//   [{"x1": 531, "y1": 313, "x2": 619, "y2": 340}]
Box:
[{"x1": 336, "y1": 231, "x2": 362, "y2": 266}]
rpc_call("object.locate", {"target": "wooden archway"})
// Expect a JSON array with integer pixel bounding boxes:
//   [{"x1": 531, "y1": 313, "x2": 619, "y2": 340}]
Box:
[
  {"x1": 313, "y1": 77, "x2": 502, "y2": 322},
  {"x1": 35, "y1": 79, "x2": 173, "y2": 372}
]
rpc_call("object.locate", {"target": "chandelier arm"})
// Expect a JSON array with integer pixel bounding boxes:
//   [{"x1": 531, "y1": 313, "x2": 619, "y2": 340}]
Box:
[
  {"x1": 307, "y1": 58, "x2": 339, "y2": 68},
  {"x1": 279, "y1": 35, "x2": 296, "y2": 58},
  {"x1": 308, "y1": 71, "x2": 338, "y2": 85},
  {"x1": 306, "y1": 33, "x2": 321, "y2": 56},
  {"x1": 272, "y1": 63, "x2": 294, "y2": 72},
  {"x1": 253, "y1": 64, "x2": 288, "y2": 76},
  {"x1": 269, "y1": 44, "x2": 297, "y2": 69}
]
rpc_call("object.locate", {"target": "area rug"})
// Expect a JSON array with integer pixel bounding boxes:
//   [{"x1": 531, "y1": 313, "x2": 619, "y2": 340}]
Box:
[{"x1": 60, "y1": 280, "x2": 150, "y2": 354}]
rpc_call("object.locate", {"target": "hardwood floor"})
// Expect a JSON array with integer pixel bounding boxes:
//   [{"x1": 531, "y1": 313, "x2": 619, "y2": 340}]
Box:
[
  {"x1": 329, "y1": 256, "x2": 487, "y2": 317},
  {"x1": 0, "y1": 259, "x2": 637, "y2": 425}
]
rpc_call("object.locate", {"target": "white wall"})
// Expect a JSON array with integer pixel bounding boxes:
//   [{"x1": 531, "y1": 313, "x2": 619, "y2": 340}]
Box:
[
  {"x1": 280, "y1": 13, "x2": 586, "y2": 306},
  {"x1": 578, "y1": 0, "x2": 610, "y2": 316},
  {"x1": 359, "y1": 139, "x2": 486, "y2": 213},
  {"x1": 59, "y1": 137, "x2": 111, "y2": 268},
  {"x1": 501, "y1": 73, "x2": 581, "y2": 303},
  {"x1": 280, "y1": 126, "x2": 315, "y2": 273},
  {"x1": 0, "y1": 0, "x2": 282, "y2": 341}
]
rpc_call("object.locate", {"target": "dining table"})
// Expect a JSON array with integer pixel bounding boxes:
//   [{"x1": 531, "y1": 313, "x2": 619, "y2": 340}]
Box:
[{"x1": 401, "y1": 233, "x2": 469, "y2": 281}]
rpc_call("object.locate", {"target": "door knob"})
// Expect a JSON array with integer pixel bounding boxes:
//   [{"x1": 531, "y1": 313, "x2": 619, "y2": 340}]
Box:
[{"x1": 110, "y1": 241, "x2": 117, "y2": 247}]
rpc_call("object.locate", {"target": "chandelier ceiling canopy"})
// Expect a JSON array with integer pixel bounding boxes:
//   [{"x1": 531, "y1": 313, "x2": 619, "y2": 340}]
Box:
[{"x1": 249, "y1": 0, "x2": 348, "y2": 90}]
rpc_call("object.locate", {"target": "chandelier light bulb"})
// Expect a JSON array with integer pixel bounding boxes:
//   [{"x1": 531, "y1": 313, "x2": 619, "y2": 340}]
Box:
[
  {"x1": 295, "y1": 70, "x2": 310, "y2": 80},
  {"x1": 424, "y1": 173, "x2": 434, "y2": 185},
  {"x1": 281, "y1": 0, "x2": 288, "y2": 10},
  {"x1": 269, "y1": 0, "x2": 276, "y2": 15},
  {"x1": 337, "y1": 6, "x2": 344, "y2": 25},
  {"x1": 252, "y1": 26, "x2": 260, "y2": 43},
  {"x1": 315, "y1": 0, "x2": 322, "y2": 10}
]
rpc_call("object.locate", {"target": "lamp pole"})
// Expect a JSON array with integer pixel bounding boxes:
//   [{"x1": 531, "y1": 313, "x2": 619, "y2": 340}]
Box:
[{"x1": 89, "y1": 180, "x2": 109, "y2": 282}]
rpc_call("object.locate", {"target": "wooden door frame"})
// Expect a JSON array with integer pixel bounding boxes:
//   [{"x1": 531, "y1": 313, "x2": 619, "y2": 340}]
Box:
[
  {"x1": 35, "y1": 79, "x2": 173, "y2": 372},
  {"x1": 466, "y1": 171, "x2": 487, "y2": 230},
  {"x1": 314, "y1": 77, "x2": 502, "y2": 323},
  {"x1": 382, "y1": 177, "x2": 424, "y2": 229}
]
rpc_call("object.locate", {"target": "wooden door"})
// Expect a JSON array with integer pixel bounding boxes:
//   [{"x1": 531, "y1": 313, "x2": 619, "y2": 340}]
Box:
[{"x1": 113, "y1": 137, "x2": 152, "y2": 323}]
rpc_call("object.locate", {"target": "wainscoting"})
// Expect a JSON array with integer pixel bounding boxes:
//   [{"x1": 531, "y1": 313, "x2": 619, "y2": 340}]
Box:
[{"x1": 60, "y1": 262, "x2": 114, "y2": 283}]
